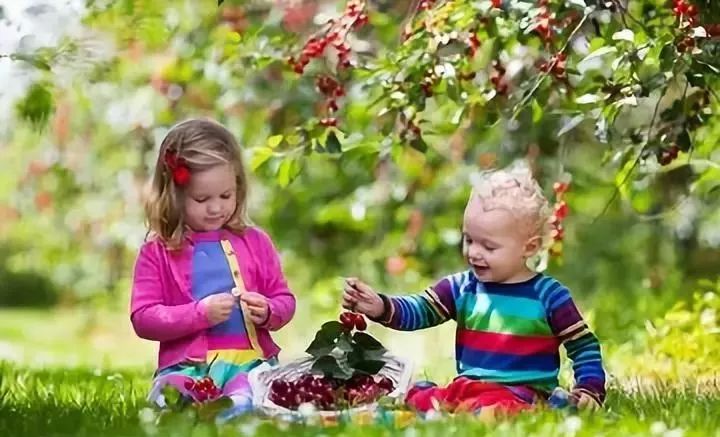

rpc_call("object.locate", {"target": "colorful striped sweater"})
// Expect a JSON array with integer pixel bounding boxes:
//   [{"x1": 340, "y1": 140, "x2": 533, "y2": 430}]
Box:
[{"x1": 374, "y1": 271, "x2": 606, "y2": 403}]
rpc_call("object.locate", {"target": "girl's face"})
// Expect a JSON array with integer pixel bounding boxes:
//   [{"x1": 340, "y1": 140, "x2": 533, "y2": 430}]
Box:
[
  {"x1": 183, "y1": 163, "x2": 237, "y2": 232},
  {"x1": 462, "y1": 198, "x2": 540, "y2": 284}
]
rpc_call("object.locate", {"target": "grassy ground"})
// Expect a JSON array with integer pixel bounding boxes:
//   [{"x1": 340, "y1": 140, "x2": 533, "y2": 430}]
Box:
[
  {"x1": 2, "y1": 308, "x2": 720, "y2": 436},
  {"x1": 2, "y1": 363, "x2": 720, "y2": 436}
]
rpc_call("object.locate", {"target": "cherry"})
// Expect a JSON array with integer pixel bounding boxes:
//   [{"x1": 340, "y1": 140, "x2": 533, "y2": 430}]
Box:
[
  {"x1": 315, "y1": 75, "x2": 339, "y2": 96},
  {"x1": 269, "y1": 370, "x2": 395, "y2": 410},
  {"x1": 377, "y1": 376, "x2": 394, "y2": 392},
  {"x1": 418, "y1": 0, "x2": 435, "y2": 10},
  {"x1": 490, "y1": 62, "x2": 509, "y2": 95},
  {"x1": 339, "y1": 312, "x2": 355, "y2": 329},
  {"x1": 270, "y1": 379, "x2": 290, "y2": 395},
  {"x1": 320, "y1": 117, "x2": 338, "y2": 127},
  {"x1": 658, "y1": 144, "x2": 680, "y2": 166},
  {"x1": 182, "y1": 376, "x2": 222, "y2": 402},
  {"x1": 551, "y1": 224, "x2": 565, "y2": 241},
  {"x1": 534, "y1": 6, "x2": 554, "y2": 42},
  {"x1": 554, "y1": 201, "x2": 569, "y2": 220},
  {"x1": 467, "y1": 33, "x2": 481, "y2": 57},
  {"x1": 671, "y1": 0, "x2": 699, "y2": 24},
  {"x1": 354, "y1": 314, "x2": 367, "y2": 331},
  {"x1": 553, "y1": 182, "x2": 569, "y2": 195}
]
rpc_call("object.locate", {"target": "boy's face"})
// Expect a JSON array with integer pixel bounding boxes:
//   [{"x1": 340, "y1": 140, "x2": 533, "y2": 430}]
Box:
[{"x1": 462, "y1": 197, "x2": 539, "y2": 283}]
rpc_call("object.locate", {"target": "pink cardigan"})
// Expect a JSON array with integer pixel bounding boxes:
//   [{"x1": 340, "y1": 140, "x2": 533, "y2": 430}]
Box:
[{"x1": 130, "y1": 226, "x2": 296, "y2": 371}]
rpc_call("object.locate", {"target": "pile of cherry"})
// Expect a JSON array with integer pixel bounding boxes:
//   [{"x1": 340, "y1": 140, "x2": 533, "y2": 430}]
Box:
[
  {"x1": 184, "y1": 376, "x2": 222, "y2": 402},
  {"x1": 268, "y1": 311, "x2": 394, "y2": 411},
  {"x1": 268, "y1": 373, "x2": 394, "y2": 411}
]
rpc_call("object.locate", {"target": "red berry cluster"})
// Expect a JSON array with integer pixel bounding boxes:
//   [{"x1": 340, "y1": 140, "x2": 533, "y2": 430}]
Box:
[
  {"x1": 676, "y1": 34, "x2": 697, "y2": 53},
  {"x1": 490, "y1": 61, "x2": 509, "y2": 95},
  {"x1": 287, "y1": 0, "x2": 367, "y2": 74},
  {"x1": 421, "y1": 69, "x2": 438, "y2": 97},
  {"x1": 400, "y1": 121, "x2": 423, "y2": 143},
  {"x1": 467, "y1": 32, "x2": 481, "y2": 57},
  {"x1": 657, "y1": 144, "x2": 680, "y2": 166},
  {"x1": 534, "y1": 1, "x2": 556, "y2": 42},
  {"x1": 548, "y1": 181, "x2": 569, "y2": 257},
  {"x1": 537, "y1": 52, "x2": 567, "y2": 80},
  {"x1": 418, "y1": 0, "x2": 437, "y2": 10},
  {"x1": 287, "y1": 1, "x2": 367, "y2": 127},
  {"x1": 184, "y1": 376, "x2": 222, "y2": 402},
  {"x1": 339, "y1": 311, "x2": 367, "y2": 331},
  {"x1": 268, "y1": 373, "x2": 394, "y2": 411},
  {"x1": 491, "y1": 0, "x2": 503, "y2": 8},
  {"x1": 219, "y1": 6, "x2": 247, "y2": 33},
  {"x1": 315, "y1": 75, "x2": 345, "y2": 127},
  {"x1": 671, "y1": 0, "x2": 699, "y2": 26}
]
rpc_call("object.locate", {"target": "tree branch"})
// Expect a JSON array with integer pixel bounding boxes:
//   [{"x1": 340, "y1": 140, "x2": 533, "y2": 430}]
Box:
[
  {"x1": 511, "y1": 12, "x2": 590, "y2": 120},
  {"x1": 592, "y1": 91, "x2": 665, "y2": 223}
]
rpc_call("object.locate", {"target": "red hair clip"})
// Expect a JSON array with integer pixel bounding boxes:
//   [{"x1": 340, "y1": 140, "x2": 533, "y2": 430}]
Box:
[{"x1": 164, "y1": 149, "x2": 191, "y2": 186}]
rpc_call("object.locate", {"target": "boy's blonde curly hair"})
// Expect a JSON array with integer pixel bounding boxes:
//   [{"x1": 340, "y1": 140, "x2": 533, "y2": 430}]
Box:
[{"x1": 467, "y1": 160, "x2": 552, "y2": 241}]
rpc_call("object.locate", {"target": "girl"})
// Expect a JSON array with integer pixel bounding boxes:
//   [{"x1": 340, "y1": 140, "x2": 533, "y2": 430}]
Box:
[
  {"x1": 343, "y1": 163, "x2": 605, "y2": 416},
  {"x1": 130, "y1": 118, "x2": 296, "y2": 420}
]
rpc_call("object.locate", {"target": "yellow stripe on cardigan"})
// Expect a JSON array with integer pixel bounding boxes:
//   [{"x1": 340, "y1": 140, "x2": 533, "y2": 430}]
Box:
[
  {"x1": 207, "y1": 348, "x2": 263, "y2": 364},
  {"x1": 220, "y1": 239, "x2": 262, "y2": 355}
]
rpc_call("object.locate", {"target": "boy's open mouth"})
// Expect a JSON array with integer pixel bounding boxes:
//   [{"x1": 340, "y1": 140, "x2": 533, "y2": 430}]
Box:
[{"x1": 471, "y1": 265, "x2": 490, "y2": 274}]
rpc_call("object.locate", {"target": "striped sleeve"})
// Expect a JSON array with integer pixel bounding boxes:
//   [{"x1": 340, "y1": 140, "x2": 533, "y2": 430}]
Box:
[
  {"x1": 372, "y1": 275, "x2": 457, "y2": 331},
  {"x1": 539, "y1": 277, "x2": 607, "y2": 404}
]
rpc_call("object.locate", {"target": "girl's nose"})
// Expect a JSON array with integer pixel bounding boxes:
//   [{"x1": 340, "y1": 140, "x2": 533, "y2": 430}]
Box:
[{"x1": 208, "y1": 202, "x2": 222, "y2": 214}]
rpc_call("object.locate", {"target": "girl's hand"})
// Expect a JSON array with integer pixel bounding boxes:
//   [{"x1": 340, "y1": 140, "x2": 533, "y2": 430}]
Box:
[
  {"x1": 200, "y1": 293, "x2": 236, "y2": 325},
  {"x1": 240, "y1": 292, "x2": 270, "y2": 325},
  {"x1": 342, "y1": 278, "x2": 384, "y2": 319}
]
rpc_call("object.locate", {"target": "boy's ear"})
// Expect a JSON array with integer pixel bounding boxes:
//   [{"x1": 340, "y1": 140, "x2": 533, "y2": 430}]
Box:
[
  {"x1": 523, "y1": 235, "x2": 543, "y2": 257},
  {"x1": 459, "y1": 228, "x2": 465, "y2": 258}
]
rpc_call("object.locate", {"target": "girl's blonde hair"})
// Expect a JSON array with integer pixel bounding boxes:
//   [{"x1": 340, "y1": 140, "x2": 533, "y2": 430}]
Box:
[
  {"x1": 144, "y1": 118, "x2": 251, "y2": 249},
  {"x1": 467, "y1": 160, "x2": 552, "y2": 240}
]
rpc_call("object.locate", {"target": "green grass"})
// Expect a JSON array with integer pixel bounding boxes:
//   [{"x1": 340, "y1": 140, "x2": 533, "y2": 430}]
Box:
[
  {"x1": 2, "y1": 363, "x2": 720, "y2": 437},
  {"x1": 2, "y1": 307, "x2": 720, "y2": 436}
]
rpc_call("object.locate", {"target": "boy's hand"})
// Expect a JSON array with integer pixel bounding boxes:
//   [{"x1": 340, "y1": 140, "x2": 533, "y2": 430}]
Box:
[
  {"x1": 240, "y1": 292, "x2": 270, "y2": 325},
  {"x1": 342, "y1": 278, "x2": 384, "y2": 319},
  {"x1": 570, "y1": 389, "x2": 602, "y2": 411},
  {"x1": 200, "y1": 293, "x2": 236, "y2": 325}
]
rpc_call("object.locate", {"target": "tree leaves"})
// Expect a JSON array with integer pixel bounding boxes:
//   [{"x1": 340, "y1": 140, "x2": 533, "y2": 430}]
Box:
[
  {"x1": 324, "y1": 131, "x2": 342, "y2": 153},
  {"x1": 276, "y1": 156, "x2": 303, "y2": 188},
  {"x1": 558, "y1": 114, "x2": 585, "y2": 137},
  {"x1": 250, "y1": 147, "x2": 274, "y2": 172},
  {"x1": 612, "y1": 29, "x2": 635, "y2": 43},
  {"x1": 15, "y1": 82, "x2": 54, "y2": 127},
  {"x1": 266, "y1": 135, "x2": 283, "y2": 149}
]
